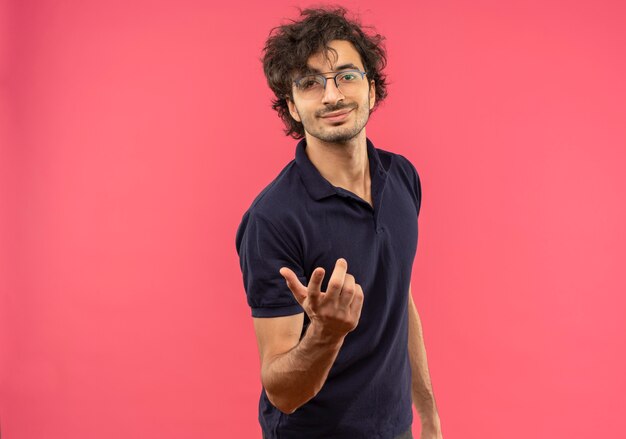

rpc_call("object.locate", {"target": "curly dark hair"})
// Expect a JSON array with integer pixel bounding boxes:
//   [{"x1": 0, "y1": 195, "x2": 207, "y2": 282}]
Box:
[{"x1": 261, "y1": 6, "x2": 388, "y2": 139}]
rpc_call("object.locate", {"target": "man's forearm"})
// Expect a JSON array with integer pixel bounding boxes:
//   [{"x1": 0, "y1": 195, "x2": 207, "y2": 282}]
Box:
[
  {"x1": 408, "y1": 289, "x2": 440, "y2": 423},
  {"x1": 262, "y1": 322, "x2": 345, "y2": 414}
]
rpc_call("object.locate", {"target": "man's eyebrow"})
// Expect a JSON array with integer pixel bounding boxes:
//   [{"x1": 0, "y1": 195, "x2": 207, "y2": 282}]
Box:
[{"x1": 303, "y1": 63, "x2": 361, "y2": 74}]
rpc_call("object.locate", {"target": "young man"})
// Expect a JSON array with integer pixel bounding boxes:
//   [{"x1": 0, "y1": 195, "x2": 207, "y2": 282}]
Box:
[{"x1": 235, "y1": 7, "x2": 443, "y2": 439}]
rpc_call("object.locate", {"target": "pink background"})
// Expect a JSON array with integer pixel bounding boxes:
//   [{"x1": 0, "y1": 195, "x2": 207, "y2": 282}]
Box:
[{"x1": 1, "y1": 0, "x2": 625, "y2": 437}]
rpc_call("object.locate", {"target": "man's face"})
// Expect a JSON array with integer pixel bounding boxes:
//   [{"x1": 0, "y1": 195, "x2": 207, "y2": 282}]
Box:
[{"x1": 287, "y1": 39, "x2": 376, "y2": 144}]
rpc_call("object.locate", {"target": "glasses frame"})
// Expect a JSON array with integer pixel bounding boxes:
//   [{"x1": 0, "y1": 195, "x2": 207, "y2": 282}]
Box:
[{"x1": 293, "y1": 69, "x2": 368, "y2": 96}]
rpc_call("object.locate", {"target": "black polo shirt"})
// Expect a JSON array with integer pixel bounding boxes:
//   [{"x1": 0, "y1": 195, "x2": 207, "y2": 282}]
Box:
[{"x1": 235, "y1": 137, "x2": 422, "y2": 439}]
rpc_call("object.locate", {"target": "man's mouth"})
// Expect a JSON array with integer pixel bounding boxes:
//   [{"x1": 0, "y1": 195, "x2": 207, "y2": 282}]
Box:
[{"x1": 320, "y1": 108, "x2": 354, "y2": 122}]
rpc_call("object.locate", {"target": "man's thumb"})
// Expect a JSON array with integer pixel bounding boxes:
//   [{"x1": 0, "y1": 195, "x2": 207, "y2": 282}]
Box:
[{"x1": 279, "y1": 267, "x2": 307, "y2": 303}]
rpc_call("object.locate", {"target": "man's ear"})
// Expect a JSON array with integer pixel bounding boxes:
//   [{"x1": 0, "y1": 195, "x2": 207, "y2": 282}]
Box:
[
  {"x1": 369, "y1": 80, "x2": 376, "y2": 110},
  {"x1": 286, "y1": 97, "x2": 301, "y2": 122}
]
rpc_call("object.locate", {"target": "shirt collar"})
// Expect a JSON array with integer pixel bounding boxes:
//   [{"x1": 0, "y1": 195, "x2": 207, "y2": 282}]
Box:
[{"x1": 295, "y1": 137, "x2": 388, "y2": 201}]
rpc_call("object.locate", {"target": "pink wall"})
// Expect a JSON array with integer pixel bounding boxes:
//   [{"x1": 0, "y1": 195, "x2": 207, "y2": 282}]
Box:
[{"x1": 1, "y1": 0, "x2": 625, "y2": 437}]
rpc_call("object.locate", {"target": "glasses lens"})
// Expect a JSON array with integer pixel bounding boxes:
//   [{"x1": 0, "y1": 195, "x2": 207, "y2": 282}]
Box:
[
  {"x1": 337, "y1": 71, "x2": 363, "y2": 85},
  {"x1": 296, "y1": 75, "x2": 324, "y2": 96}
]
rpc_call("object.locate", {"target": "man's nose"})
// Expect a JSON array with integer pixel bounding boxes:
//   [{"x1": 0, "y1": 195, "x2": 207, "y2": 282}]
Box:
[{"x1": 322, "y1": 78, "x2": 344, "y2": 105}]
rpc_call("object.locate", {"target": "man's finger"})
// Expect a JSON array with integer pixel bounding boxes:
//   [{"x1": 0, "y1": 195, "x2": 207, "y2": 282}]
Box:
[
  {"x1": 325, "y1": 258, "x2": 347, "y2": 299},
  {"x1": 306, "y1": 267, "x2": 325, "y2": 308},
  {"x1": 279, "y1": 267, "x2": 308, "y2": 304},
  {"x1": 350, "y1": 284, "x2": 364, "y2": 318},
  {"x1": 339, "y1": 274, "x2": 356, "y2": 307}
]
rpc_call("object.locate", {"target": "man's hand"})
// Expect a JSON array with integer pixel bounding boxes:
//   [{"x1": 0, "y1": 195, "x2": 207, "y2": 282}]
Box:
[{"x1": 279, "y1": 258, "x2": 364, "y2": 340}]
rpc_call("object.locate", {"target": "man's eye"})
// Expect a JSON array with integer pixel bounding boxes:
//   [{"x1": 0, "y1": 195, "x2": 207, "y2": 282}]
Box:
[
  {"x1": 299, "y1": 78, "x2": 320, "y2": 89},
  {"x1": 340, "y1": 73, "x2": 357, "y2": 81}
]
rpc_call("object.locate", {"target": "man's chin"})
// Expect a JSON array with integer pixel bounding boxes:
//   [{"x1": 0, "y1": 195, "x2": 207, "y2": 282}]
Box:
[{"x1": 307, "y1": 125, "x2": 364, "y2": 144}]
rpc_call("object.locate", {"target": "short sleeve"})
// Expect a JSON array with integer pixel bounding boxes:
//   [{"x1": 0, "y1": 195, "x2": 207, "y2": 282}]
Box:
[
  {"x1": 235, "y1": 210, "x2": 306, "y2": 318},
  {"x1": 398, "y1": 154, "x2": 422, "y2": 217},
  {"x1": 412, "y1": 164, "x2": 422, "y2": 217}
]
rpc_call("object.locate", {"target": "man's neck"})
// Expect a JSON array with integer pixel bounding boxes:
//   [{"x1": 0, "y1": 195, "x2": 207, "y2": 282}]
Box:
[{"x1": 303, "y1": 130, "x2": 370, "y2": 193}]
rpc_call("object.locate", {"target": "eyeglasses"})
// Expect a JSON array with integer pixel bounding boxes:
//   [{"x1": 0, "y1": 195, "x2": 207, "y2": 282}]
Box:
[{"x1": 293, "y1": 69, "x2": 368, "y2": 99}]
